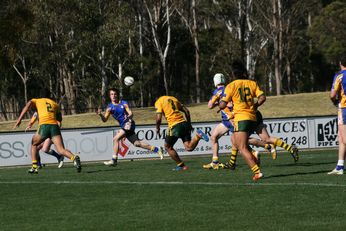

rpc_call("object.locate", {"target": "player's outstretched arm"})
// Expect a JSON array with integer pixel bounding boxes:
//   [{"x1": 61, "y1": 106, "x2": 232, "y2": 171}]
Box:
[
  {"x1": 208, "y1": 95, "x2": 219, "y2": 109},
  {"x1": 97, "y1": 108, "x2": 110, "y2": 122},
  {"x1": 181, "y1": 104, "x2": 191, "y2": 124},
  {"x1": 218, "y1": 100, "x2": 227, "y2": 110},
  {"x1": 253, "y1": 94, "x2": 266, "y2": 111},
  {"x1": 156, "y1": 113, "x2": 162, "y2": 134},
  {"x1": 25, "y1": 112, "x2": 38, "y2": 131},
  {"x1": 14, "y1": 100, "x2": 33, "y2": 129},
  {"x1": 330, "y1": 89, "x2": 339, "y2": 106},
  {"x1": 125, "y1": 105, "x2": 133, "y2": 119}
]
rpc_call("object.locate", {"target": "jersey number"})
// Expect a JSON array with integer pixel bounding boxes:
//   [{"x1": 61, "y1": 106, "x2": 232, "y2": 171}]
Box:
[
  {"x1": 168, "y1": 99, "x2": 178, "y2": 112},
  {"x1": 46, "y1": 102, "x2": 53, "y2": 112},
  {"x1": 238, "y1": 87, "x2": 251, "y2": 102}
]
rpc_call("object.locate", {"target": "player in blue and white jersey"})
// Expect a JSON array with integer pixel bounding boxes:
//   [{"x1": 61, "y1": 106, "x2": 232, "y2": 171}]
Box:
[
  {"x1": 328, "y1": 55, "x2": 346, "y2": 175},
  {"x1": 202, "y1": 73, "x2": 237, "y2": 169},
  {"x1": 98, "y1": 88, "x2": 163, "y2": 166}
]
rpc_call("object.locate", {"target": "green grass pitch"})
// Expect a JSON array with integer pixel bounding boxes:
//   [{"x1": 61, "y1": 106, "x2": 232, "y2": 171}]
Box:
[{"x1": 1, "y1": 149, "x2": 345, "y2": 231}]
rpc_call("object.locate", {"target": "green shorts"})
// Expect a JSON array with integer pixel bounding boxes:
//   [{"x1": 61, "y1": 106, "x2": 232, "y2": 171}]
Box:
[
  {"x1": 165, "y1": 121, "x2": 192, "y2": 146},
  {"x1": 234, "y1": 120, "x2": 257, "y2": 133},
  {"x1": 38, "y1": 124, "x2": 61, "y2": 139}
]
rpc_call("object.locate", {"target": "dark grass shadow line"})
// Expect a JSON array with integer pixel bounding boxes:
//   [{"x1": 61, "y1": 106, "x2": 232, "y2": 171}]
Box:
[
  {"x1": 265, "y1": 170, "x2": 330, "y2": 179},
  {"x1": 85, "y1": 168, "x2": 120, "y2": 174},
  {"x1": 271, "y1": 161, "x2": 336, "y2": 167}
]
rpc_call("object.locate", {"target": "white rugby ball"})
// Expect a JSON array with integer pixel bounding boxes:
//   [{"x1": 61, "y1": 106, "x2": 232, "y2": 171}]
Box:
[{"x1": 124, "y1": 76, "x2": 134, "y2": 86}]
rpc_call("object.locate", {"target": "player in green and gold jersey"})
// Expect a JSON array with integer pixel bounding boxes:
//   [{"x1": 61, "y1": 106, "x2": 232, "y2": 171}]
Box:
[{"x1": 14, "y1": 98, "x2": 81, "y2": 173}]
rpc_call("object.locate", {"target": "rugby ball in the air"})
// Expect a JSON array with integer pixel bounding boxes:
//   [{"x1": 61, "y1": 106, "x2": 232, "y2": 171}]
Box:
[{"x1": 124, "y1": 76, "x2": 134, "y2": 86}]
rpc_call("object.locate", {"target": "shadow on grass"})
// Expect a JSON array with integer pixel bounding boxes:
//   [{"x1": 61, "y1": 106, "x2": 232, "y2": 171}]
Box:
[
  {"x1": 271, "y1": 161, "x2": 335, "y2": 167},
  {"x1": 266, "y1": 170, "x2": 330, "y2": 179},
  {"x1": 85, "y1": 168, "x2": 120, "y2": 174}
]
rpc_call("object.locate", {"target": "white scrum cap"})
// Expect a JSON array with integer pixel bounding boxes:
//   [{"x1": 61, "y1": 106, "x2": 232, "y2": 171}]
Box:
[{"x1": 213, "y1": 73, "x2": 225, "y2": 87}]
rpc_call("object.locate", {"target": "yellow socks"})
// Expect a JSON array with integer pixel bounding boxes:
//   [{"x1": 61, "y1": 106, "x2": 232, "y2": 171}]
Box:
[
  {"x1": 32, "y1": 160, "x2": 38, "y2": 169},
  {"x1": 229, "y1": 148, "x2": 238, "y2": 166},
  {"x1": 212, "y1": 156, "x2": 219, "y2": 164},
  {"x1": 274, "y1": 138, "x2": 292, "y2": 152},
  {"x1": 251, "y1": 164, "x2": 261, "y2": 174}
]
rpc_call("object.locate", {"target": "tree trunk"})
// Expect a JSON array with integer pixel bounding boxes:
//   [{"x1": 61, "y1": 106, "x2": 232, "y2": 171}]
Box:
[
  {"x1": 12, "y1": 54, "x2": 29, "y2": 104},
  {"x1": 286, "y1": 61, "x2": 291, "y2": 93},
  {"x1": 118, "y1": 62, "x2": 123, "y2": 97},
  {"x1": 192, "y1": 0, "x2": 200, "y2": 103},
  {"x1": 272, "y1": 0, "x2": 281, "y2": 95},
  {"x1": 138, "y1": 11, "x2": 144, "y2": 107},
  {"x1": 144, "y1": 0, "x2": 171, "y2": 96},
  {"x1": 101, "y1": 46, "x2": 108, "y2": 107}
]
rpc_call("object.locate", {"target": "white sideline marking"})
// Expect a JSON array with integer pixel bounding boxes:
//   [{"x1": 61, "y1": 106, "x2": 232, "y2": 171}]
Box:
[{"x1": 0, "y1": 181, "x2": 346, "y2": 187}]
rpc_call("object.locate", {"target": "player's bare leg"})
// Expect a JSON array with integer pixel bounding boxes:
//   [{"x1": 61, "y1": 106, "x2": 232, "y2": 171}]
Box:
[
  {"x1": 257, "y1": 126, "x2": 298, "y2": 161},
  {"x1": 104, "y1": 130, "x2": 126, "y2": 166},
  {"x1": 165, "y1": 143, "x2": 188, "y2": 171},
  {"x1": 133, "y1": 140, "x2": 163, "y2": 159},
  {"x1": 51, "y1": 135, "x2": 81, "y2": 172},
  {"x1": 203, "y1": 123, "x2": 229, "y2": 169},
  {"x1": 328, "y1": 127, "x2": 346, "y2": 175},
  {"x1": 233, "y1": 131, "x2": 262, "y2": 181},
  {"x1": 183, "y1": 129, "x2": 209, "y2": 151},
  {"x1": 28, "y1": 134, "x2": 45, "y2": 173},
  {"x1": 40, "y1": 138, "x2": 64, "y2": 167}
]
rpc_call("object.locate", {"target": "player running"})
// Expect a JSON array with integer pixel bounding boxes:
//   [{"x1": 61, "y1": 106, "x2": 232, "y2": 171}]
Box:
[
  {"x1": 253, "y1": 111, "x2": 298, "y2": 161},
  {"x1": 98, "y1": 88, "x2": 163, "y2": 166},
  {"x1": 225, "y1": 110, "x2": 299, "y2": 169},
  {"x1": 155, "y1": 95, "x2": 209, "y2": 171},
  {"x1": 25, "y1": 112, "x2": 64, "y2": 168},
  {"x1": 328, "y1": 55, "x2": 346, "y2": 175},
  {"x1": 14, "y1": 98, "x2": 81, "y2": 173},
  {"x1": 203, "y1": 73, "x2": 276, "y2": 169},
  {"x1": 219, "y1": 60, "x2": 266, "y2": 181},
  {"x1": 203, "y1": 73, "x2": 265, "y2": 170}
]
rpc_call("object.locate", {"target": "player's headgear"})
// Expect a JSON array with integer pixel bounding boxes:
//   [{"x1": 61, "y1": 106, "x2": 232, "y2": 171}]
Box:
[{"x1": 213, "y1": 73, "x2": 225, "y2": 87}]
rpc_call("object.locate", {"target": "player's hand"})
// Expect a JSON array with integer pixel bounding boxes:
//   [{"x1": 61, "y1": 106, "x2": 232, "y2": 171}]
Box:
[
  {"x1": 332, "y1": 98, "x2": 339, "y2": 107},
  {"x1": 96, "y1": 108, "x2": 102, "y2": 115},
  {"x1": 13, "y1": 120, "x2": 21, "y2": 129},
  {"x1": 251, "y1": 102, "x2": 259, "y2": 111},
  {"x1": 25, "y1": 124, "x2": 32, "y2": 132}
]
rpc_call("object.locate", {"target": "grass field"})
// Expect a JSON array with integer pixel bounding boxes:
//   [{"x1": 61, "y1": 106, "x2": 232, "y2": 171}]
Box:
[{"x1": 1, "y1": 149, "x2": 345, "y2": 231}]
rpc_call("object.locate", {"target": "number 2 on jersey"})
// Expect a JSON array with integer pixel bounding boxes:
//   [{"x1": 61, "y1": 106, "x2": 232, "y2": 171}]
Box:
[
  {"x1": 46, "y1": 102, "x2": 53, "y2": 112},
  {"x1": 168, "y1": 99, "x2": 178, "y2": 112}
]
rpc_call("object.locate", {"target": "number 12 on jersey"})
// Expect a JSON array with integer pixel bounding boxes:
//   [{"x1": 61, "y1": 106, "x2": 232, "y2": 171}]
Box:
[{"x1": 238, "y1": 87, "x2": 252, "y2": 102}]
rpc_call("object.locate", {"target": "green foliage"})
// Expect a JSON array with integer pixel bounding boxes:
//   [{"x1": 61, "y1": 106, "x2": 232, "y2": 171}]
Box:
[
  {"x1": 309, "y1": 1, "x2": 346, "y2": 63},
  {"x1": 0, "y1": 0, "x2": 344, "y2": 119}
]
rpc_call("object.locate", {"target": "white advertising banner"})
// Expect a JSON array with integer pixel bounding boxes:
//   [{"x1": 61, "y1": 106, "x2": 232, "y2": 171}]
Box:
[
  {"x1": 0, "y1": 115, "x2": 338, "y2": 167},
  {"x1": 0, "y1": 128, "x2": 114, "y2": 167},
  {"x1": 313, "y1": 117, "x2": 338, "y2": 148},
  {"x1": 120, "y1": 122, "x2": 232, "y2": 160},
  {"x1": 261, "y1": 118, "x2": 309, "y2": 149}
]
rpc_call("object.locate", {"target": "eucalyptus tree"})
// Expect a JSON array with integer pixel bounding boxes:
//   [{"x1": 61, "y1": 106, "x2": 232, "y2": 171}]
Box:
[
  {"x1": 143, "y1": 0, "x2": 172, "y2": 95},
  {"x1": 309, "y1": 1, "x2": 346, "y2": 65}
]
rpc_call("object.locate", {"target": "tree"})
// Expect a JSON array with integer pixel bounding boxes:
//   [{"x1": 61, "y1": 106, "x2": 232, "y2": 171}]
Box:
[
  {"x1": 143, "y1": 0, "x2": 172, "y2": 95},
  {"x1": 176, "y1": 0, "x2": 202, "y2": 103},
  {"x1": 309, "y1": 1, "x2": 346, "y2": 64}
]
